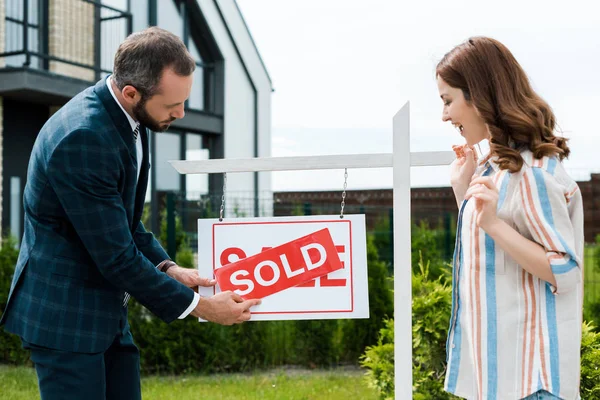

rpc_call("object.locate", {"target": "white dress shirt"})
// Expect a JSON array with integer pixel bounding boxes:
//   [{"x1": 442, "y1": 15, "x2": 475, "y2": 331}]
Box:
[{"x1": 106, "y1": 76, "x2": 199, "y2": 319}]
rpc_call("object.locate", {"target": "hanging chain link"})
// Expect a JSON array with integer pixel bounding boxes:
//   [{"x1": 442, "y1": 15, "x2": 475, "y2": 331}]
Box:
[
  {"x1": 219, "y1": 173, "x2": 227, "y2": 221},
  {"x1": 340, "y1": 168, "x2": 348, "y2": 219}
]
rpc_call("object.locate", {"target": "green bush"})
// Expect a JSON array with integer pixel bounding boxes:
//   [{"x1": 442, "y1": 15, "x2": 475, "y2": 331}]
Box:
[
  {"x1": 128, "y1": 233, "x2": 393, "y2": 374},
  {"x1": 581, "y1": 321, "x2": 600, "y2": 398},
  {"x1": 411, "y1": 222, "x2": 453, "y2": 282},
  {"x1": 361, "y1": 256, "x2": 455, "y2": 399},
  {"x1": 362, "y1": 258, "x2": 600, "y2": 400},
  {"x1": 0, "y1": 235, "x2": 29, "y2": 365},
  {"x1": 360, "y1": 318, "x2": 395, "y2": 399},
  {"x1": 175, "y1": 243, "x2": 194, "y2": 269},
  {"x1": 159, "y1": 210, "x2": 188, "y2": 256},
  {"x1": 340, "y1": 235, "x2": 393, "y2": 362},
  {"x1": 371, "y1": 215, "x2": 394, "y2": 269},
  {"x1": 141, "y1": 201, "x2": 195, "y2": 270},
  {"x1": 411, "y1": 256, "x2": 455, "y2": 399},
  {"x1": 372, "y1": 217, "x2": 453, "y2": 282}
]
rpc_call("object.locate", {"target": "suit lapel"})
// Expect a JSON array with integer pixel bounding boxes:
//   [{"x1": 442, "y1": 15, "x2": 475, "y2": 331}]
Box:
[
  {"x1": 93, "y1": 77, "x2": 137, "y2": 162},
  {"x1": 132, "y1": 126, "x2": 150, "y2": 229},
  {"x1": 94, "y1": 77, "x2": 144, "y2": 232}
]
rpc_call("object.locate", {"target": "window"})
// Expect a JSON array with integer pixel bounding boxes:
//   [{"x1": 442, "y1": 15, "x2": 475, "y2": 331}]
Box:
[
  {"x1": 101, "y1": 0, "x2": 130, "y2": 75},
  {"x1": 155, "y1": 0, "x2": 210, "y2": 112},
  {"x1": 157, "y1": 0, "x2": 183, "y2": 39},
  {"x1": 155, "y1": 132, "x2": 181, "y2": 191},
  {"x1": 10, "y1": 177, "x2": 21, "y2": 243},
  {"x1": 188, "y1": 41, "x2": 205, "y2": 110},
  {"x1": 185, "y1": 133, "x2": 208, "y2": 200},
  {"x1": 4, "y1": 0, "x2": 41, "y2": 68},
  {"x1": 129, "y1": 0, "x2": 149, "y2": 33}
]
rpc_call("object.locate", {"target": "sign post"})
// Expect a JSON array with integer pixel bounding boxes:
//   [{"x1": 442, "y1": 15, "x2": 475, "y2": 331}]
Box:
[{"x1": 170, "y1": 102, "x2": 454, "y2": 399}]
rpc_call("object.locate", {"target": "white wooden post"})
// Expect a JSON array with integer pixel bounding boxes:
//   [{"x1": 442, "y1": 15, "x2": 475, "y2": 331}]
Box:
[
  {"x1": 393, "y1": 103, "x2": 412, "y2": 399},
  {"x1": 169, "y1": 101, "x2": 453, "y2": 399}
]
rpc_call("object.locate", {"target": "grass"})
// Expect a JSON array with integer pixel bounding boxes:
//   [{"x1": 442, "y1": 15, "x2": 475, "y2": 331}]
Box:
[{"x1": 0, "y1": 365, "x2": 378, "y2": 400}]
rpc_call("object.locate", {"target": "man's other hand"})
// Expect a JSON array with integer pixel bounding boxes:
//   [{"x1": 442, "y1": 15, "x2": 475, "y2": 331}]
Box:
[
  {"x1": 166, "y1": 265, "x2": 216, "y2": 292},
  {"x1": 190, "y1": 291, "x2": 261, "y2": 325}
]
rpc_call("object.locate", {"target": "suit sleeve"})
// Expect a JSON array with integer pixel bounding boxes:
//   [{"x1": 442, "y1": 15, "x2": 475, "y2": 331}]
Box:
[
  {"x1": 133, "y1": 221, "x2": 170, "y2": 266},
  {"x1": 46, "y1": 129, "x2": 193, "y2": 322}
]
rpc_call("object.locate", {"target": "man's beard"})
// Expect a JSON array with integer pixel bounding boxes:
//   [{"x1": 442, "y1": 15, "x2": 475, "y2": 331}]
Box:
[{"x1": 133, "y1": 97, "x2": 176, "y2": 133}]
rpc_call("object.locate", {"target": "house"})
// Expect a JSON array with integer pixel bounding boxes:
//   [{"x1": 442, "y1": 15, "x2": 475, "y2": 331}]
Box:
[{"x1": 0, "y1": 0, "x2": 272, "y2": 241}]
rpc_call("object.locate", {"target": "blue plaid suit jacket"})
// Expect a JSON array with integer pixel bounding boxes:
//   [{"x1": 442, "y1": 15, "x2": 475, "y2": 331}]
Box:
[{"x1": 0, "y1": 77, "x2": 194, "y2": 353}]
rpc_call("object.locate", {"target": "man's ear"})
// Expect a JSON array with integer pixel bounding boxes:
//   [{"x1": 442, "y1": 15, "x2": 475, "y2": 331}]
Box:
[{"x1": 121, "y1": 85, "x2": 139, "y2": 104}]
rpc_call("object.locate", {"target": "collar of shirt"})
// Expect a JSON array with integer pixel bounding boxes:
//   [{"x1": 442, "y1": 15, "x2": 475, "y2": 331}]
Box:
[
  {"x1": 106, "y1": 75, "x2": 139, "y2": 133},
  {"x1": 474, "y1": 138, "x2": 500, "y2": 173}
]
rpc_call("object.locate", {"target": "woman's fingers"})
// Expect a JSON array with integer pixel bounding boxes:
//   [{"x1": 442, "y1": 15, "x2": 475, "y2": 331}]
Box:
[{"x1": 469, "y1": 176, "x2": 497, "y2": 192}]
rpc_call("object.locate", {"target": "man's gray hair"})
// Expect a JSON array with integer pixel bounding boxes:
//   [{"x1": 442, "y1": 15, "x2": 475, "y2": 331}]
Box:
[{"x1": 112, "y1": 27, "x2": 195, "y2": 98}]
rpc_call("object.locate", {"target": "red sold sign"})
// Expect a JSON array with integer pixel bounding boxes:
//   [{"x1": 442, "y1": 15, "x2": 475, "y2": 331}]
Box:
[{"x1": 214, "y1": 228, "x2": 343, "y2": 300}]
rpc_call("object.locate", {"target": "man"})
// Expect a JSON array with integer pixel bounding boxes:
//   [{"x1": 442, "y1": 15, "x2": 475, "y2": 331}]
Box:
[{"x1": 0, "y1": 27, "x2": 260, "y2": 399}]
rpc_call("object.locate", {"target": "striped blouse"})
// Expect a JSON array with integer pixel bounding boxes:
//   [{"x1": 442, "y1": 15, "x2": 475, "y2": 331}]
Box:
[{"x1": 444, "y1": 150, "x2": 584, "y2": 400}]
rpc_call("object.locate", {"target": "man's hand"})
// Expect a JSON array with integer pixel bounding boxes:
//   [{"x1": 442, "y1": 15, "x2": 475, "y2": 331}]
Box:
[
  {"x1": 166, "y1": 265, "x2": 216, "y2": 292},
  {"x1": 191, "y1": 291, "x2": 261, "y2": 325}
]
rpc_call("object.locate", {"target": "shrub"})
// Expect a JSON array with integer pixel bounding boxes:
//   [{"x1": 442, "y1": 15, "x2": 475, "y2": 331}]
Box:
[
  {"x1": 360, "y1": 318, "x2": 395, "y2": 399},
  {"x1": 411, "y1": 256, "x2": 455, "y2": 399},
  {"x1": 581, "y1": 321, "x2": 600, "y2": 398},
  {"x1": 362, "y1": 259, "x2": 600, "y2": 400},
  {"x1": 340, "y1": 235, "x2": 393, "y2": 362},
  {"x1": 0, "y1": 235, "x2": 29, "y2": 365},
  {"x1": 361, "y1": 256, "x2": 456, "y2": 400}
]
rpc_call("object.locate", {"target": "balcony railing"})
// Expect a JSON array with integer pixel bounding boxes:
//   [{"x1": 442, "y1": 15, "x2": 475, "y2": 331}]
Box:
[
  {"x1": 1, "y1": 0, "x2": 132, "y2": 81},
  {"x1": 1, "y1": 0, "x2": 218, "y2": 112}
]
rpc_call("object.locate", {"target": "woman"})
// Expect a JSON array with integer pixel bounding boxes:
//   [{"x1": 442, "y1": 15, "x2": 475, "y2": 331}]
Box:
[{"x1": 437, "y1": 37, "x2": 583, "y2": 400}]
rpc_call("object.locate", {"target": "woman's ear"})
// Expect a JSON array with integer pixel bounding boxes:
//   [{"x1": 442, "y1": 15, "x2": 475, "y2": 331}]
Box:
[{"x1": 462, "y1": 89, "x2": 471, "y2": 102}]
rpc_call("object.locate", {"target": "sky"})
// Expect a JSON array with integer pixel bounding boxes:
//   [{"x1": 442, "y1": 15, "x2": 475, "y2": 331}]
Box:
[{"x1": 235, "y1": 0, "x2": 600, "y2": 191}]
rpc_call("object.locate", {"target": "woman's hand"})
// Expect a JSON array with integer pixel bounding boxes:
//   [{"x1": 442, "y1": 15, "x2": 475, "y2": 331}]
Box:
[
  {"x1": 465, "y1": 176, "x2": 500, "y2": 232},
  {"x1": 450, "y1": 145, "x2": 477, "y2": 204}
]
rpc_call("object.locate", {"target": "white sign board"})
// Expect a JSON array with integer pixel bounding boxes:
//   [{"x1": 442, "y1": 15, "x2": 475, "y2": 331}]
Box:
[{"x1": 197, "y1": 214, "x2": 369, "y2": 321}]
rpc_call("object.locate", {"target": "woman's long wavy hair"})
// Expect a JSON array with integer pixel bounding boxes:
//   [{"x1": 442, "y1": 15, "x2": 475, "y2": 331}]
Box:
[{"x1": 436, "y1": 36, "x2": 569, "y2": 173}]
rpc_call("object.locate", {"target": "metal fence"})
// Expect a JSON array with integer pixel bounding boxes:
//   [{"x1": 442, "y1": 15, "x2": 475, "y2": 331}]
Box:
[
  {"x1": 150, "y1": 190, "x2": 600, "y2": 315},
  {"x1": 147, "y1": 190, "x2": 457, "y2": 267}
]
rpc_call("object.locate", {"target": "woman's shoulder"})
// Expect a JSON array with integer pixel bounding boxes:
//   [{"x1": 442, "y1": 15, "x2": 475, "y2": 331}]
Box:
[{"x1": 518, "y1": 149, "x2": 578, "y2": 194}]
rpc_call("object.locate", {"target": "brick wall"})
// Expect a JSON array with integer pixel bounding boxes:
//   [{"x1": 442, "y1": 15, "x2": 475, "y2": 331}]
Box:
[
  {"x1": 274, "y1": 188, "x2": 457, "y2": 232},
  {"x1": 48, "y1": 0, "x2": 95, "y2": 81},
  {"x1": 580, "y1": 174, "x2": 600, "y2": 242},
  {"x1": 275, "y1": 175, "x2": 600, "y2": 243}
]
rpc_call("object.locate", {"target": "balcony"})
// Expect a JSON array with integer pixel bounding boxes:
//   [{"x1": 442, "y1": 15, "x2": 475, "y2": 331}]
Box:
[
  {"x1": 0, "y1": 0, "x2": 222, "y2": 133},
  {"x1": 0, "y1": 0, "x2": 133, "y2": 104}
]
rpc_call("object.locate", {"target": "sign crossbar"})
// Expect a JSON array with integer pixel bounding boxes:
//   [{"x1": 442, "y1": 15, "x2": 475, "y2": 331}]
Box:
[{"x1": 170, "y1": 151, "x2": 454, "y2": 174}]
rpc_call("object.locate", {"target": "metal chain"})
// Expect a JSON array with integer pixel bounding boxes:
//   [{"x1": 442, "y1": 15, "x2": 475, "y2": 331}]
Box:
[
  {"x1": 219, "y1": 173, "x2": 227, "y2": 221},
  {"x1": 340, "y1": 168, "x2": 348, "y2": 219}
]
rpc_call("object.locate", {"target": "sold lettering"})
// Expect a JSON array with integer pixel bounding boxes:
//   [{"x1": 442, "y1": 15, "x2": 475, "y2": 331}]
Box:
[
  {"x1": 220, "y1": 245, "x2": 347, "y2": 289},
  {"x1": 214, "y1": 228, "x2": 344, "y2": 299}
]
